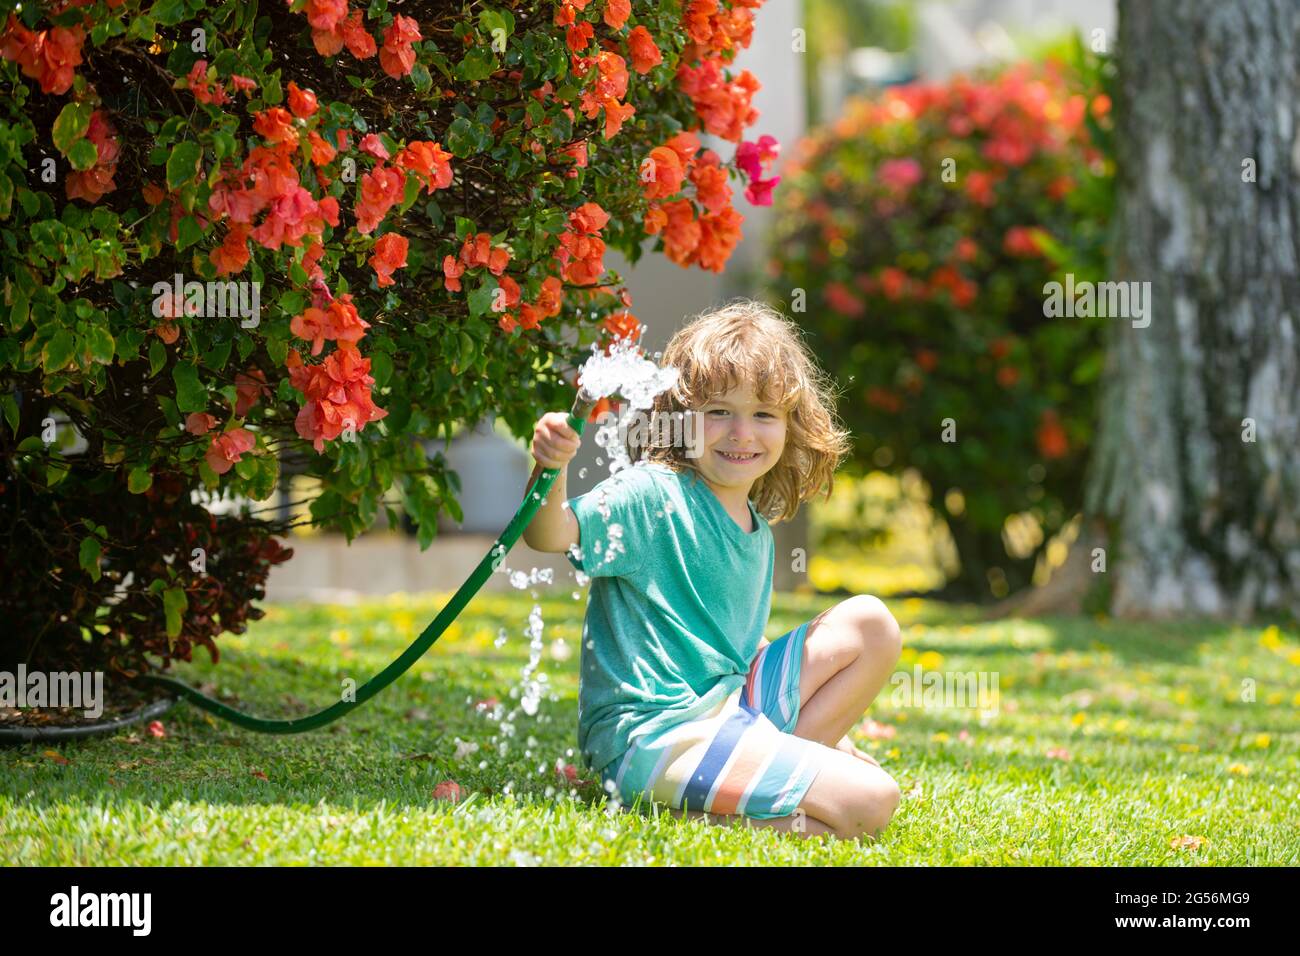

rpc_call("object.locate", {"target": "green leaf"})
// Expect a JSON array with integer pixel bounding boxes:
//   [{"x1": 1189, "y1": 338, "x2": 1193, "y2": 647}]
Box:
[
  {"x1": 52, "y1": 102, "x2": 92, "y2": 153},
  {"x1": 162, "y1": 585, "x2": 187, "y2": 643},
  {"x1": 67, "y1": 138, "x2": 99, "y2": 171},
  {"x1": 176, "y1": 215, "x2": 203, "y2": 251},
  {"x1": 371, "y1": 350, "x2": 393, "y2": 388},
  {"x1": 0, "y1": 392, "x2": 18, "y2": 433},
  {"x1": 458, "y1": 47, "x2": 497, "y2": 82},
  {"x1": 79, "y1": 536, "x2": 103, "y2": 582},
  {"x1": 150, "y1": 0, "x2": 188, "y2": 27},
  {"x1": 128, "y1": 463, "x2": 153, "y2": 494},
  {"x1": 172, "y1": 361, "x2": 207, "y2": 412},
  {"x1": 86, "y1": 325, "x2": 115, "y2": 364},
  {"x1": 166, "y1": 140, "x2": 202, "y2": 190},
  {"x1": 467, "y1": 277, "x2": 496, "y2": 318},
  {"x1": 149, "y1": 338, "x2": 167, "y2": 377},
  {"x1": 127, "y1": 15, "x2": 156, "y2": 40},
  {"x1": 399, "y1": 174, "x2": 422, "y2": 214},
  {"x1": 41, "y1": 329, "x2": 76, "y2": 372},
  {"x1": 410, "y1": 62, "x2": 432, "y2": 93}
]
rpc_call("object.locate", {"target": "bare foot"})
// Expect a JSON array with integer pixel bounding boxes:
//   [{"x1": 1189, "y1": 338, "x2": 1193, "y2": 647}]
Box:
[{"x1": 836, "y1": 734, "x2": 881, "y2": 768}]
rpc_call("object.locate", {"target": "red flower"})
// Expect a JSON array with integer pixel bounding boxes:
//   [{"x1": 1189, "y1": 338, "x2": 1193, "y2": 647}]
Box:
[
  {"x1": 0, "y1": 17, "x2": 84, "y2": 95},
  {"x1": 307, "y1": 130, "x2": 337, "y2": 166},
  {"x1": 642, "y1": 145, "x2": 685, "y2": 201},
  {"x1": 64, "y1": 110, "x2": 120, "y2": 205},
  {"x1": 394, "y1": 140, "x2": 454, "y2": 193},
  {"x1": 879, "y1": 267, "x2": 908, "y2": 301},
  {"x1": 369, "y1": 233, "x2": 409, "y2": 287},
  {"x1": 1003, "y1": 226, "x2": 1047, "y2": 257},
  {"x1": 306, "y1": 0, "x2": 347, "y2": 32},
  {"x1": 287, "y1": 342, "x2": 388, "y2": 453},
  {"x1": 379, "y1": 14, "x2": 421, "y2": 78},
  {"x1": 459, "y1": 232, "x2": 511, "y2": 275},
  {"x1": 824, "y1": 281, "x2": 864, "y2": 317},
  {"x1": 627, "y1": 25, "x2": 662, "y2": 74},
  {"x1": 235, "y1": 368, "x2": 268, "y2": 417},
  {"x1": 442, "y1": 255, "x2": 465, "y2": 292},
  {"x1": 675, "y1": 57, "x2": 760, "y2": 143},
  {"x1": 185, "y1": 413, "x2": 218, "y2": 436},
  {"x1": 566, "y1": 21, "x2": 593, "y2": 53},
  {"x1": 287, "y1": 81, "x2": 318, "y2": 118},
  {"x1": 354, "y1": 163, "x2": 407, "y2": 234},
  {"x1": 689, "y1": 156, "x2": 732, "y2": 214},
  {"x1": 341, "y1": 9, "x2": 377, "y2": 59},
  {"x1": 253, "y1": 107, "x2": 298, "y2": 146},
  {"x1": 1036, "y1": 409, "x2": 1068, "y2": 459},
  {"x1": 359, "y1": 133, "x2": 390, "y2": 160},
  {"x1": 210, "y1": 222, "x2": 252, "y2": 276},
  {"x1": 603, "y1": 310, "x2": 642, "y2": 342}
]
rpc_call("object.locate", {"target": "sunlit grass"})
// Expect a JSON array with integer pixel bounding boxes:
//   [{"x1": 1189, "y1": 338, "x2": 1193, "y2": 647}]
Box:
[{"x1": 2, "y1": 592, "x2": 1296, "y2": 865}]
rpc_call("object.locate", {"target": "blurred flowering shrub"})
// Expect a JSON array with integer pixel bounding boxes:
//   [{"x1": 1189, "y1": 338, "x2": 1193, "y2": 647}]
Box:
[
  {"x1": 0, "y1": 0, "x2": 779, "y2": 675},
  {"x1": 768, "y1": 52, "x2": 1114, "y2": 598}
]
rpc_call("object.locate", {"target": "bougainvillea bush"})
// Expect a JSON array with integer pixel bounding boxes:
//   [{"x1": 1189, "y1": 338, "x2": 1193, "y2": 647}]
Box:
[
  {"x1": 0, "y1": 0, "x2": 781, "y2": 679},
  {"x1": 767, "y1": 53, "x2": 1114, "y2": 599}
]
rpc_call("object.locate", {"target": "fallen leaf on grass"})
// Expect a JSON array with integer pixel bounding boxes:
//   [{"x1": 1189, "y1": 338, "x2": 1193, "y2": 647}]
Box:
[
  {"x1": 1045, "y1": 747, "x2": 1072, "y2": 761},
  {"x1": 42, "y1": 749, "x2": 70, "y2": 765},
  {"x1": 147, "y1": 720, "x2": 166, "y2": 738},
  {"x1": 1170, "y1": 834, "x2": 1205, "y2": 851},
  {"x1": 250, "y1": 770, "x2": 269, "y2": 781},
  {"x1": 433, "y1": 780, "x2": 464, "y2": 802}
]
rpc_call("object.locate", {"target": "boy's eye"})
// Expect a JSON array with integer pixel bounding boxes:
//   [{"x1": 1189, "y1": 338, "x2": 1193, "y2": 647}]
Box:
[{"x1": 707, "y1": 409, "x2": 730, "y2": 416}]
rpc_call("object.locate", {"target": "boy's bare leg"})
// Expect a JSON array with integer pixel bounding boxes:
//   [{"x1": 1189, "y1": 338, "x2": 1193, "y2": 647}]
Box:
[{"x1": 666, "y1": 806, "x2": 836, "y2": 838}]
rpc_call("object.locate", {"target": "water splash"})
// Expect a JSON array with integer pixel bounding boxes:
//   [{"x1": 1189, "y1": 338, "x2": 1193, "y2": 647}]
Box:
[{"x1": 576, "y1": 334, "x2": 678, "y2": 409}]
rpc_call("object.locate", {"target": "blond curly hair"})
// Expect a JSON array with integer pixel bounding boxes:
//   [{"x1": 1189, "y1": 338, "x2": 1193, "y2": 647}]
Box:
[{"x1": 638, "y1": 298, "x2": 852, "y2": 524}]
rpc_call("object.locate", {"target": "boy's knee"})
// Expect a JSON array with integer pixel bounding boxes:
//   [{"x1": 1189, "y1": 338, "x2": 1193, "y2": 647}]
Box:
[
  {"x1": 842, "y1": 770, "x2": 901, "y2": 840},
  {"x1": 846, "y1": 594, "x2": 902, "y2": 663}
]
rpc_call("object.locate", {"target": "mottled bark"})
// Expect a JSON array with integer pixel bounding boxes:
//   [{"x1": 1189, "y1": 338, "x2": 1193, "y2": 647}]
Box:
[{"x1": 1086, "y1": 0, "x2": 1300, "y2": 619}]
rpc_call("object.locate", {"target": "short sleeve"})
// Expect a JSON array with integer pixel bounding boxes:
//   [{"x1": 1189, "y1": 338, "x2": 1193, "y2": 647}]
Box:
[{"x1": 565, "y1": 465, "x2": 660, "y2": 578}]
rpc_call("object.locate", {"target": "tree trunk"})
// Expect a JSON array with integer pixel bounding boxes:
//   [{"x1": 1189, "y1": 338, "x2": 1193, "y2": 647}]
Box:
[{"x1": 1086, "y1": 0, "x2": 1300, "y2": 620}]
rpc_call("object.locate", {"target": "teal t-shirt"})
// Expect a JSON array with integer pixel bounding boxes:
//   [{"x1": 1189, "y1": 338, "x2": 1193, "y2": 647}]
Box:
[{"x1": 564, "y1": 460, "x2": 775, "y2": 777}]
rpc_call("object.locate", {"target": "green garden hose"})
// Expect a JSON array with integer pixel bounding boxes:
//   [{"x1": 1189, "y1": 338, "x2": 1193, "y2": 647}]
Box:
[{"x1": 136, "y1": 389, "x2": 599, "y2": 733}]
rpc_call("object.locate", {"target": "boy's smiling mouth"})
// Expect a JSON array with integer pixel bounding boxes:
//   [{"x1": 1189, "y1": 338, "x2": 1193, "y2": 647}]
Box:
[{"x1": 716, "y1": 450, "x2": 762, "y2": 463}]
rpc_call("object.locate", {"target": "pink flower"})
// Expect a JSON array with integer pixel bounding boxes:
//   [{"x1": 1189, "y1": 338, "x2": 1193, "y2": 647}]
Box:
[
  {"x1": 877, "y1": 158, "x2": 922, "y2": 193},
  {"x1": 185, "y1": 412, "x2": 218, "y2": 436},
  {"x1": 735, "y1": 134, "x2": 780, "y2": 179},
  {"x1": 744, "y1": 175, "x2": 780, "y2": 206},
  {"x1": 205, "y1": 427, "x2": 256, "y2": 475}
]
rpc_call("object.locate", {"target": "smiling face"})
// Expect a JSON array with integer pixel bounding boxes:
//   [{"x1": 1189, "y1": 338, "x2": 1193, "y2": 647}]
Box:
[{"x1": 694, "y1": 381, "x2": 788, "y2": 502}]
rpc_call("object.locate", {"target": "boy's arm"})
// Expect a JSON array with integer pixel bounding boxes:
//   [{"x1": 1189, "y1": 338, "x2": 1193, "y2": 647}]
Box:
[{"x1": 522, "y1": 464, "x2": 581, "y2": 554}]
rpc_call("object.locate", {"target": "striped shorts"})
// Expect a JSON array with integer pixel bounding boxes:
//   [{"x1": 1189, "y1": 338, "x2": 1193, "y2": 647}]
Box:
[{"x1": 598, "y1": 620, "x2": 829, "y2": 820}]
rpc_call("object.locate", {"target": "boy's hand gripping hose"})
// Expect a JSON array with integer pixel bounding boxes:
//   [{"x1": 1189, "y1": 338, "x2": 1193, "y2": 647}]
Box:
[{"x1": 134, "y1": 388, "x2": 600, "y2": 733}]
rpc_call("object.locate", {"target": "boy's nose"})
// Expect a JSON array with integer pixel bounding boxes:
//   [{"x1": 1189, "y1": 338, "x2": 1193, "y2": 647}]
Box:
[{"x1": 729, "y1": 418, "x2": 754, "y2": 443}]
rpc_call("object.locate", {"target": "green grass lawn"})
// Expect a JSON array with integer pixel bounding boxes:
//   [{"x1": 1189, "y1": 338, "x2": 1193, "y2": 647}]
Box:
[{"x1": 3, "y1": 590, "x2": 1297, "y2": 865}]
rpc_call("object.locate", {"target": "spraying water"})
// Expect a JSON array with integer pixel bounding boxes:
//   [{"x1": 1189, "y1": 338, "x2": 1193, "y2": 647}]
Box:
[{"x1": 472, "y1": 330, "x2": 679, "y2": 815}]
